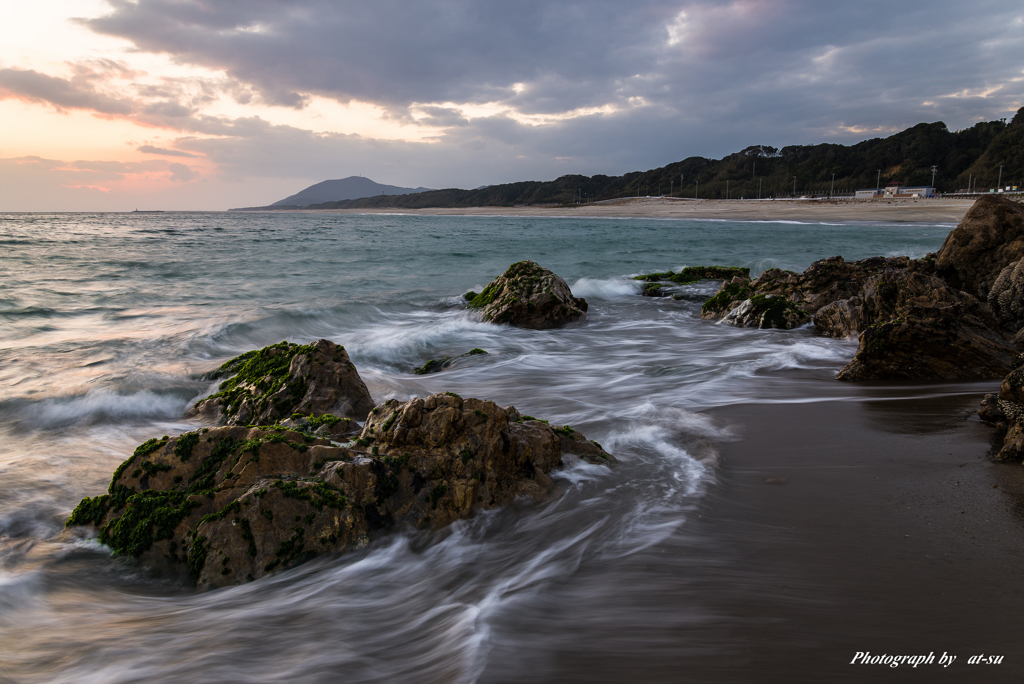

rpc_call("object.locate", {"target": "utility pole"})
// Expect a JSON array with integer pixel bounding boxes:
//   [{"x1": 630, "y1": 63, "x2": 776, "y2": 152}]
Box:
[
  {"x1": 793, "y1": 176, "x2": 797, "y2": 197},
  {"x1": 998, "y1": 165, "x2": 1004, "y2": 190},
  {"x1": 670, "y1": 180, "x2": 673, "y2": 196},
  {"x1": 876, "y1": 169, "x2": 881, "y2": 190},
  {"x1": 930, "y1": 165, "x2": 937, "y2": 192},
  {"x1": 830, "y1": 173, "x2": 835, "y2": 198},
  {"x1": 758, "y1": 178, "x2": 762, "y2": 200},
  {"x1": 726, "y1": 180, "x2": 730, "y2": 200}
]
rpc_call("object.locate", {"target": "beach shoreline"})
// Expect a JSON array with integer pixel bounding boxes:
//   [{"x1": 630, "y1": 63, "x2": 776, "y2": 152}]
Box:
[{"x1": 265, "y1": 197, "x2": 977, "y2": 224}]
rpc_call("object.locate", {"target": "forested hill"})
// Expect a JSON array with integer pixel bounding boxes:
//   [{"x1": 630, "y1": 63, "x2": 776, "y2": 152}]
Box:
[{"x1": 305, "y1": 107, "x2": 1024, "y2": 209}]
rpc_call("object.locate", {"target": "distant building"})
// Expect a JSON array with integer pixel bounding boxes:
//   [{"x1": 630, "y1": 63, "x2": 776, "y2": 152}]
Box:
[
  {"x1": 855, "y1": 189, "x2": 882, "y2": 199},
  {"x1": 879, "y1": 181, "x2": 935, "y2": 198},
  {"x1": 901, "y1": 186, "x2": 936, "y2": 197},
  {"x1": 883, "y1": 181, "x2": 904, "y2": 198}
]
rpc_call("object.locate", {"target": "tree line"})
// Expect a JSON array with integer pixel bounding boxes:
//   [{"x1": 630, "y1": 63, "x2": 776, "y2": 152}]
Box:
[{"x1": 305, "y1": 107, "x2": 1024, "y2": 209}]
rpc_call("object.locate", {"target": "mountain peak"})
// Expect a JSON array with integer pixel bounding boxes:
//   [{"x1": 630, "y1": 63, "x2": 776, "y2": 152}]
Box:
[{"x1": 270, "y1": 176, "x2": 433, "y2": 207}]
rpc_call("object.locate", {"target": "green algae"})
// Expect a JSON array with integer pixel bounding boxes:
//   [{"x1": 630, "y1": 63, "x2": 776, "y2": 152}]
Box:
[{"x1": 701, "y1": 282, "x2": 752, "y2": 316}]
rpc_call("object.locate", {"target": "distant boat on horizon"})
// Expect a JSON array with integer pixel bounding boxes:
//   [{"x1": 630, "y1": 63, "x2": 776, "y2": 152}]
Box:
[{"x1": 131, "y1": 209, "x2": 166, "y2": 213}]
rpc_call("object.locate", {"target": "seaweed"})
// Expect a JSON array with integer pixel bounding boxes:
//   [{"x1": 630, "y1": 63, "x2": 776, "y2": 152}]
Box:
[
  {"x1": 173, "y1": 432, "x2": 201, "y2": 462},
  {"x1": 273, "y1": 479, "x2": 348, "y2": 511}
]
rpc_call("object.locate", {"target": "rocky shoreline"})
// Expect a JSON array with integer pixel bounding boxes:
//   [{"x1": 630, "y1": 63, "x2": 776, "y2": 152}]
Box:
[{"x1": 66, "y1": 195, "x2": 1024, "y2": 588}]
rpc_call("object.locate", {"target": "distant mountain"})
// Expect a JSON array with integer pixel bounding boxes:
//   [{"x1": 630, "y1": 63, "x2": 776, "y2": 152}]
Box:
[{"x1": 269, "y1": 176, "x2": 433, "y2": 207}]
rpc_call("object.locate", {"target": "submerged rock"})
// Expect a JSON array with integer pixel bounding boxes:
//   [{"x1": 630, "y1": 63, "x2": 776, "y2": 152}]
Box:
[
  {"x1": 936, "y1": 195, "x2": 1024, "y2": 300},
  {"x1": 189, "y1": 340, "x2": 375, "y2": 425},
  {"x1": 412, "y1": 348, "x2": 487, "y2": 375},
  {"x1": 634, "y1": 266, "x2": 749, "y2": 284},
  {"x1": 66, "y1": 393, "x2": 613, "y2": 588},
  {"x1": 465, "y1": 260, "x2": 587, "y2": 329}
]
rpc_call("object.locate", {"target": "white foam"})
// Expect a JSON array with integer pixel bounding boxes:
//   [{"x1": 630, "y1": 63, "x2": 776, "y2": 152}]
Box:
[
  {"x1": 21, "y1": 389, "x2": 189, "y2": 427},
  {"x1": 570, "y1": 277, "x2": 640, "y2": 299}
]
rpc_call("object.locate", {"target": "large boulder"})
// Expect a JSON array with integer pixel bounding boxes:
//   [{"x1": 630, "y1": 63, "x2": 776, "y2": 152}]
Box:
[
  {"x1": 189, "y1": 340, "x2": 375, "y2": 425},
  {"x1": 935, "y1": 195, "x2": 1024, "y2": 300},
  {"x1": 66, "y1": 393, "x2": 613, "y2": 588},
  {"x1": 465, "y1": 260, "x2": 587, "y2": 329},
  {"x1": 817, "y1": 267, "x2": 1000, "y2": 340},
  {"x1": 835, "y1": 301, "x2": 1017, "y2": 382}
]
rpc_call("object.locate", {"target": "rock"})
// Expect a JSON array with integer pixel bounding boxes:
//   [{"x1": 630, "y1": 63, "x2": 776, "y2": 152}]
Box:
[
  {"x1": 189, "y1": 340, "x2": 375, "y2": 425},
  {"x1": 835, "y1": 304, "x2": 1017, "y2": 381},
  {"x1": 978, "y1": 393, "x2": 1007, "y2": 426},
  {"x1": 413, "y1": 348, "x2": 487, "y2": 375},
  {"x1": 988, "y1": 259, "x2": 1024, "y2": 333},
  {"x1": 751, "y1": 255, "x2": 914, "y2": 316},
  {"x1": 701, "y1": 256, "x2": 914, "y2": 325},
  {"x1": 66, "y1": 393, "x2": 614, "y2": 588},
  {"x1": 819, "y1": 268, "x2": 1001, "y2": 339},
  {"x1": 831, "y1": 269, "x2": 1016, "y2": 380},
  {"x1": 641, "y1": 283, "x2": 669, "y2": 297},
  {"x1": 813, "y1": 296, "x2": 864, "y2": 339},
  {"x1": 466, "y1": 260, "x2": 587, "y2": 329},
  {"x1": 634, "y1": 266, "x2": 749, "y2": 284},
  {"x1": 980, "y1": 357, "x2": 1024, "y2": 462},
  {"x1": 935, "y1": 195, "x2": 1024, "y2": 300},
  {"x1": 700, "y1": 279, "x2": 753, "y2": 318},
  {"x1": 719, "y1": 294, "x2": 810, "y2": 329},
  {"x1": 999, "y1": 366, "x2": 1024, "y2": 404}
]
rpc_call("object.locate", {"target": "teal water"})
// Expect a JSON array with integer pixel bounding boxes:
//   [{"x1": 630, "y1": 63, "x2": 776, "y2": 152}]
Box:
[{"x1": 0, "y1": 212, "x2": 956, "y2": 683}]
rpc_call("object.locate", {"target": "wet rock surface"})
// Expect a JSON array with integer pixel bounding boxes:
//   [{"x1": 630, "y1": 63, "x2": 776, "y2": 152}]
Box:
[
  {"x1": 189, "y1": 340, "x2": 375, "y2": 425},
  {"x1": 66, "y1": 393, "x2": 614, "y2": 588},
  {"x1": 465, "y1": 260, "x2": 587, "y2": 329},
  {"x1": 936, "y1": 194, "x2": 1024, "y2": 300}
]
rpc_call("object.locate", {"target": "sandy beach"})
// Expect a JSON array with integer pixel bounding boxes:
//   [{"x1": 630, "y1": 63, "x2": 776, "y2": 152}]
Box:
[{"x1": 300, "y1": 197, "x2": 977, "y2": 224}]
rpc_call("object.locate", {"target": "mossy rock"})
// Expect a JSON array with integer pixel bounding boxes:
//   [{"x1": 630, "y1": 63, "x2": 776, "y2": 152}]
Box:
[
  {"x1": 465, "y1": 260, "x2": 587, "y2": 329},
  {"x1": 190, "y1": 339, "x2": 374, "y2": 425}
]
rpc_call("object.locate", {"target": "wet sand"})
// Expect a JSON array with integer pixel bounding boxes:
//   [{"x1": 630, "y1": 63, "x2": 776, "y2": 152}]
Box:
[
  {"x1": 680, "y1": 395, "x2": 1024, "y2": 682},
  {"x1": 308, "y1": 197, "x2": 975, "y2": 224}
]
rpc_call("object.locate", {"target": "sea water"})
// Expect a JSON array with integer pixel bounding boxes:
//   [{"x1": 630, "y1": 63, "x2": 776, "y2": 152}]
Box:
[{"x1": 0, "y1": 211, "x2": 953, "y2": 683}]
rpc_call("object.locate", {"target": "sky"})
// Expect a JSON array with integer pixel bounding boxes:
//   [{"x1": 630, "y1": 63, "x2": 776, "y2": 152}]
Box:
[{"x1": 1, "y1": 0, "x2": 1022, "y2": 211}]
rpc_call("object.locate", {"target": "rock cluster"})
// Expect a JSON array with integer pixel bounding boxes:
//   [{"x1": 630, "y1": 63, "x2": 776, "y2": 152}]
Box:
[
  {"x1": 188, "y1": 339, "x2": 374, "y2": 426},
  {"x1": 67, "y1": 388, "x2": 613, "y2": 588},
  {"x1": 464, "y1": 260, "x2": 587, "y2": 329},
  {"x1": 701, "y1": 196, "x2": 1024, "y2": 380}
]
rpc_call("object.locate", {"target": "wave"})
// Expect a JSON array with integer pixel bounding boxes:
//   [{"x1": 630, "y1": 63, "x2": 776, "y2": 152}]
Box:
[
  {"x1": 569, "y1": 277, "x2": 639, "y2": 299},
  {"x1": 10, "y1": 388, "x2": 192, "y2": 428}
]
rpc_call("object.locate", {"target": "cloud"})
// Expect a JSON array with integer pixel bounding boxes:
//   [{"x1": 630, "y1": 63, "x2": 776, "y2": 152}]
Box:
[
  {"x1": 7, "y1": 0, "x2": 1020, "y2": 211},
  {"x1": 0, "y1": 67, "x2": 134, "y2": 115},
  {"x1": 137, "y1": 145, "x2": 200, "y2": 158}
]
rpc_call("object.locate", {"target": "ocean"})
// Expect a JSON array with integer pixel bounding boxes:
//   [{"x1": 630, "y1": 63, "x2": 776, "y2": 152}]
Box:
[{"x1": 0, "y1": 211, "x2": 956, "y2": 683}]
